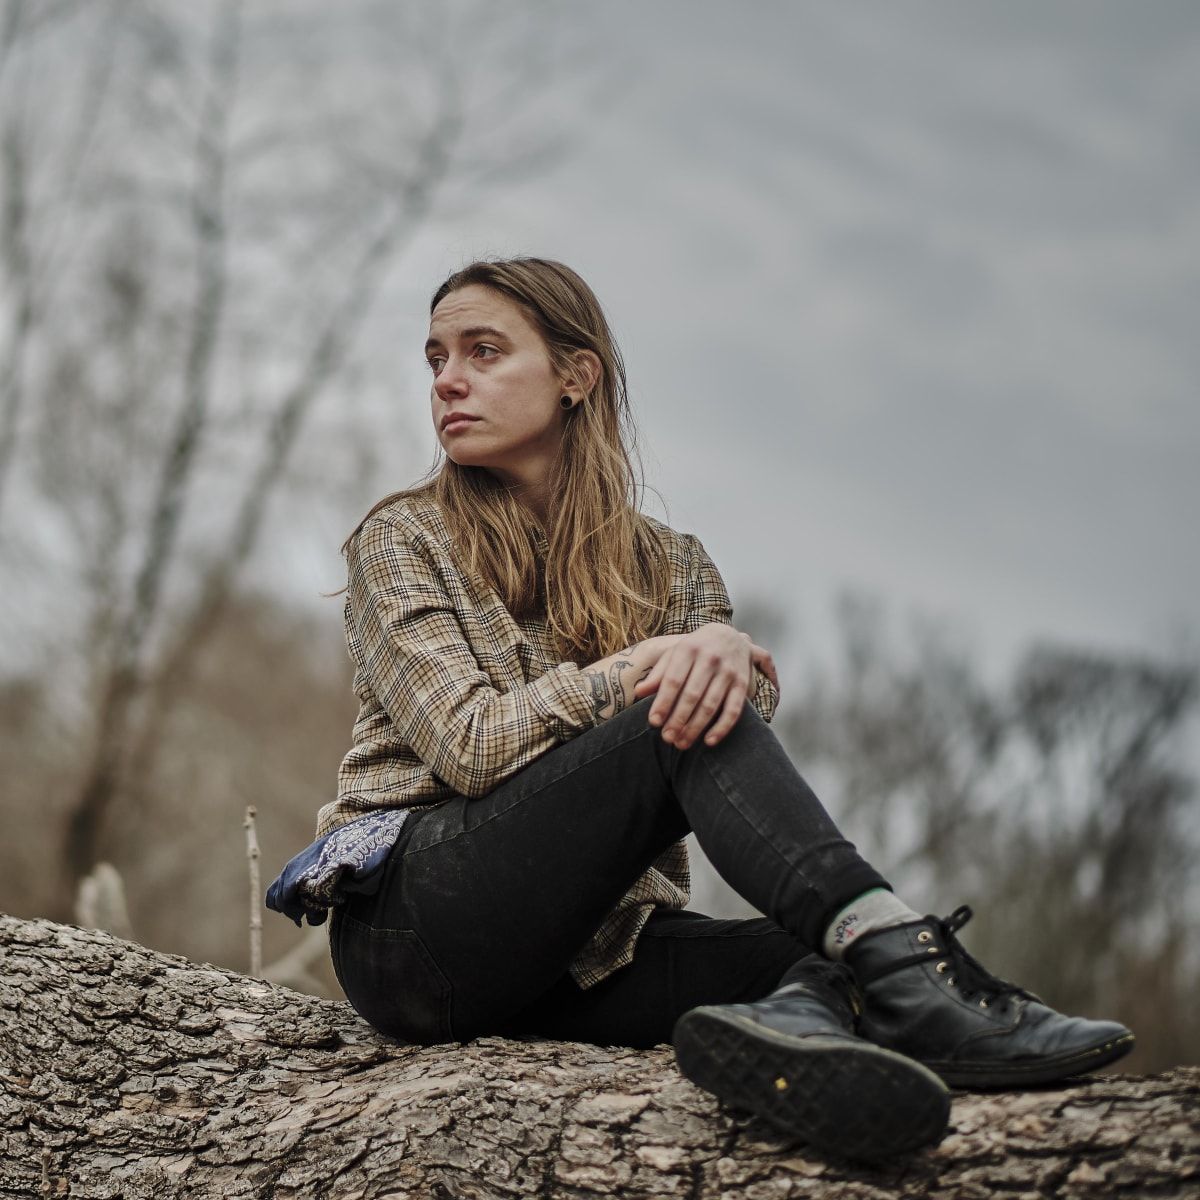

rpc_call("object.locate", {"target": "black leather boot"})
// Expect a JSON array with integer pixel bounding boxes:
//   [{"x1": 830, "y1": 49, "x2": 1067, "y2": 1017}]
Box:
[
  {"x1": 672, "y1": 956, "x2": 950, "y2": 1160},
  {"x1": 845, "y1": 906, "x2": 1135, "y2": 1088}
]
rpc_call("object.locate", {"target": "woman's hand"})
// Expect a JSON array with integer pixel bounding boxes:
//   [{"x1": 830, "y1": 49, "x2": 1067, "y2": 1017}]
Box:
[{"x1": 632, "y1": 624, "x2": 780, "y2": 750}]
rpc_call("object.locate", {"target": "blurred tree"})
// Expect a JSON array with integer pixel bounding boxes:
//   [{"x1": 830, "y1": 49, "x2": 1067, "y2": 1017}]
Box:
[{"x1": 0, "y1": 0, "x2": 579, "y2": 902}]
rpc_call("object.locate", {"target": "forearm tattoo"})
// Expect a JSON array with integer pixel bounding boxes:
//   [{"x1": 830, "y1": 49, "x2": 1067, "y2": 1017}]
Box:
[
  {"x1": 586, "y1": 671, "x2": 612, "y2": 718},
  {"x1": 585, "y1": 642, "x2": 646, "y2": 719},
  {"x1": 608, "y1": 660, "x2": 634, "y2": 714}
]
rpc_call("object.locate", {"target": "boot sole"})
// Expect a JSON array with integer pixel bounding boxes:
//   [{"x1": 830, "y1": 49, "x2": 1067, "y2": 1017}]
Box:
[
  {"x1": 924, "y1": 1031, "x2": 1136, "y2": 1089},
  {"x1": 673, "y1": 1006, "x2": 951, "y2": 1160}
]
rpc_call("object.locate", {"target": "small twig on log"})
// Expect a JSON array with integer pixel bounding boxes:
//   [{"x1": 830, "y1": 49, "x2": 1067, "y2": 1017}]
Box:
[{"x1": 244, "y1": 804, "x2": 262, "y2": 977}]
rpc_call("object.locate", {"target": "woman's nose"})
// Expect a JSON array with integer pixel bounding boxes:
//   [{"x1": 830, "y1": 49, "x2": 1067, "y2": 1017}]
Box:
[{"x1": 434, "y1": 361, "x2": 467, "y2": 399}]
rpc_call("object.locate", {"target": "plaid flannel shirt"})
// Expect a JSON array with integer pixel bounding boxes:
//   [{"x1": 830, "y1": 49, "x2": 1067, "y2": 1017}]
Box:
[{"x1": 316, "y1": 496, "x2": 779, "y2": 988}]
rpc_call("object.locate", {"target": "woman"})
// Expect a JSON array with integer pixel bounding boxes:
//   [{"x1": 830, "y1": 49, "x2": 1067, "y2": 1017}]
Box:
[{"x1": 267, "y1": 257, "x2": 1132, "y2": 1161}]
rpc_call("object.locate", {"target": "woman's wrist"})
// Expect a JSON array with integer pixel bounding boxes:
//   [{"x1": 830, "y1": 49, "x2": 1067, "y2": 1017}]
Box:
[{"x1": 580, "y1": 635, "x2": 675, "y2": 723}]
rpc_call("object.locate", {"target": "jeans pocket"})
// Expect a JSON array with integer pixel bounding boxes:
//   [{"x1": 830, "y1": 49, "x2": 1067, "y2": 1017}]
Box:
[{"x1": 331, "y1": 911, "x2": 455, "y2": 1044}]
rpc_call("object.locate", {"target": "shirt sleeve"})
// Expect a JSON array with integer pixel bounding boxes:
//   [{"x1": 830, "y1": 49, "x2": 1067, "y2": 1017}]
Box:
[
  {"x1": 346, "y1": 514, "x2": 598, "y2": 799},
  {"x1": 682, "y1": 533, "x2": 780, "y2": 724}
]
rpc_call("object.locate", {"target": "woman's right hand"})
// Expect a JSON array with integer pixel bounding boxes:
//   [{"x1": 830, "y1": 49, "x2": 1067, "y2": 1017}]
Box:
[{"x1": 633, "y1": 624, "x2": 778, "y2": 750}]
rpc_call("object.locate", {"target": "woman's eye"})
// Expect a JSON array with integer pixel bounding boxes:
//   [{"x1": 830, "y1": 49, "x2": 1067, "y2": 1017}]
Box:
[
  {"x1": 426, "y1": 356, "x2": 445, "y2": 373},
  {"x1": 474, "y1": 344, "x2": 499, "y2": 360}
]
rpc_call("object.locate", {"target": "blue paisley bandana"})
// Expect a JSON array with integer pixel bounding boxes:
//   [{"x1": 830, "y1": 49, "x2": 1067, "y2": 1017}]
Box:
[{"x1": 265, "y1": 808, "x2": 410, "y2": 927}]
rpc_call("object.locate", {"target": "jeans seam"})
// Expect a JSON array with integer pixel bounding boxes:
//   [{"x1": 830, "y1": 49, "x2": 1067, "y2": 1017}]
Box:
[{"x1": 698, "y1": 746, "x2": 842, "y2": 909}]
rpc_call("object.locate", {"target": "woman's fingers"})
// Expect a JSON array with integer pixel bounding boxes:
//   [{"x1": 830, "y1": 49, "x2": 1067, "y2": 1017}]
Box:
[
  {"x1": 657, "y1": 654, "x2": 743, "y2": 748},
  {"x1": 667, "y1": 668, "x2": 738, "y2": 749},
  {"x1": 646, "y1": 625, "x2": 768, "y2": 748},
  {"x1": 675, "y1": 671, "x2": 749, "y2": 749},
  {"x1": 647, "y1": 644, "x2": 700, "y2": 732},
  {"x1": 701, "y1": 676, "x2": 751, "y2": 747}
]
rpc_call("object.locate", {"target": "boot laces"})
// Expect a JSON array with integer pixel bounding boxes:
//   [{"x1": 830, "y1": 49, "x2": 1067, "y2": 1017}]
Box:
[{"x1": 933, "y1": 906, "x2": 1034, "y2": 1010}]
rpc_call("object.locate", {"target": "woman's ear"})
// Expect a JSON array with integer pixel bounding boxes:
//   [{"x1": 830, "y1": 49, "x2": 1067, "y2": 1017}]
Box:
[{"x1": 562, "y1": 350, "x2": 602, "y2": 400}]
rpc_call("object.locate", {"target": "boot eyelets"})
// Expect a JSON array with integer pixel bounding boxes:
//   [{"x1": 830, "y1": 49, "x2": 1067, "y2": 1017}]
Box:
[
  {"x1": 917, "y1": 931, "x2": 932, "y2": 943},
  {"x1": 979, "y1": 999, "x2": 989, "y2": 1008},
  {"x1": 935, "y1": 962, "x2": 948, "y2": 974},
  {"x1": 926, "y1": 947, "x2": 939, "y2": 955},
  {"x1": 948, "y1": 977, "x2": 956, "y2": 987}
]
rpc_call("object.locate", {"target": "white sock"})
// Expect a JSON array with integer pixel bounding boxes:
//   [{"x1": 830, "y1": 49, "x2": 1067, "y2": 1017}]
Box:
[{"x1": 823, "y1": 889, "x2": 922, "y2": 960}]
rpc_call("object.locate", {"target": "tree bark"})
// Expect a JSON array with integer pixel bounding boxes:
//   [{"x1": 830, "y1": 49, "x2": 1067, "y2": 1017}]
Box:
[{"x1": 1, "y1": 915, "x2": 1196, "y2": 1199}]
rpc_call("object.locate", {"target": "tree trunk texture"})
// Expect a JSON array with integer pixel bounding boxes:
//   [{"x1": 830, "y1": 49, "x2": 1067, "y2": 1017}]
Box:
[{"x1": 1, "y1": 916, "x2": 1196, "y2": 1200}]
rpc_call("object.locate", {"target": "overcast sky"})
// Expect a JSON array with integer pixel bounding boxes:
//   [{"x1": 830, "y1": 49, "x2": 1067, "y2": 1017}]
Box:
[
  {"x1": 339, "y1": 0, "x2": 1197, "y2": 683},
  {"x1": 3, "y1": 2, "x2": 1195, "y2": 687},
  {"x1": 71, "y1": 0, "x2": 1162, "y2": 697}
]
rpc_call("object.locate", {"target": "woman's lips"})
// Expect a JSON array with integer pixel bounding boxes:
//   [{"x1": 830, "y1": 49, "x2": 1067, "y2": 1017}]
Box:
[{"x1": 442, "y1": 417, "x2": 479, "y2": 434}]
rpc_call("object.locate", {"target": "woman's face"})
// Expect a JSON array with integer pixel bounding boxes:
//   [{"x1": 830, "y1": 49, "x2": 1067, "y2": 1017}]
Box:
[{"x1": 426, "y1": 284, "x2": 574, "y2": 493}]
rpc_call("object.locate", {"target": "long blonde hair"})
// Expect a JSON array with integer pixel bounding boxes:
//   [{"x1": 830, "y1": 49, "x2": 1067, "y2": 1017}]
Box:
[{"x1": 346, "y1": 257, "x2": 673, "y2": 664}]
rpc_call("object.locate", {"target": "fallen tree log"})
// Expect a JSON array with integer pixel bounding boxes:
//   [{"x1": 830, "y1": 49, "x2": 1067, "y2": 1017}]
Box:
[{"x1": 1, "y1": 914, "x2": 1197, "y2": 1199}]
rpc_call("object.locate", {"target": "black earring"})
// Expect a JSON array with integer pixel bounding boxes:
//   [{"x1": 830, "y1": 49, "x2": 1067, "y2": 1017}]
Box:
[{"x1": 560, "y1": 395, "x2": 574, "y2": 409}]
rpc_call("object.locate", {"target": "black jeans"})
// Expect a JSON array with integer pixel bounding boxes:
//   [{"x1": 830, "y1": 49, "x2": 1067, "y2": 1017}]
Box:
[{"x1": 329, "y1": 695, "x2": 886, "y2": 1046}]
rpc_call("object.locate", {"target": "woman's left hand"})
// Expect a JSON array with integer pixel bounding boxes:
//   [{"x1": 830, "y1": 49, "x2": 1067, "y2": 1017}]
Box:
[{"x1": 633, "y1": 623, "x2": 779, "y2": 749}]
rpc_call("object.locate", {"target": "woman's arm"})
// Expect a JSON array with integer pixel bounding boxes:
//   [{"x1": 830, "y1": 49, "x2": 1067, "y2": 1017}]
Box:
[
  {"x1": 577, "y1": 635, "x2": 682, "y2": 721},
  {"x1": 348, "y1": 513, "x2": 776, "y2": 796},
  {"x1": 348, "y1": 515, "x2": 602, "y2": 799}
]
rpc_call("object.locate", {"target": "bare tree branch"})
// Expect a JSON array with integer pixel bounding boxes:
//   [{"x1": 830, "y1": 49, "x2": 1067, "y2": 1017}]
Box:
[
  {"x1": 122, "y1": 91, "x2": 466, "y2": 801},
  {"x1": 34, "y1": 0, "x2": 124, "y2": 286},
  {"x1": 244, "y1": 805, "x2": 262, "y2": 978},
  {"x1": 0, "y1": 1, "x2": 126, "y2": 520},
  {"x1": 63, "y1": 0, "x2": 244, "y2": 882}
]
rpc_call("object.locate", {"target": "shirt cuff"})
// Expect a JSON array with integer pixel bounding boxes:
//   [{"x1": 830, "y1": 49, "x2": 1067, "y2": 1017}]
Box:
[
  {"x1": 526, "y1": 661, "x2": 598, "y2": 739},
  {"x1": 751, "y1": 667, "x2": 779, "y2": 723}
]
